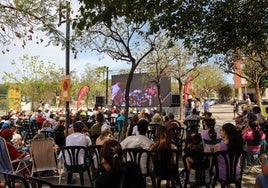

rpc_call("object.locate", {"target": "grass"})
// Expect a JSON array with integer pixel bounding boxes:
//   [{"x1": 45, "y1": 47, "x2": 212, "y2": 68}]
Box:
[{"x1": 261, "y1": 105, "x2": 268, "y2": 117}]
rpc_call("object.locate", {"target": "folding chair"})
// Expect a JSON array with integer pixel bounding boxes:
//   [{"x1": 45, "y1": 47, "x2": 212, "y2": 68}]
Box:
[
  {"x1": 0, "y1": 137, "x2": 31, "y2": 176},
  {"x1": 30, "y1": 138, "x2": 62, "y2": 184},
  {"x1": 244, "y1": 139, "x2": 265, "y2": 173}
]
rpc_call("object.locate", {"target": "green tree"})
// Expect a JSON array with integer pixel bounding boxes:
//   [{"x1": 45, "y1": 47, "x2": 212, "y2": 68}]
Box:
[
  {"x1": 2, "y1": 55, "x2": 64, "y2": 110},
  {"x1": 74, "y1": 16, "x2": 155, "y2": 141},
  {"x1": 218, "y1": 84, "x2": 233, "y2": 102},
  {"x1": 79, "y1": 65, "x2": 108, "y2": 108},
  {"x1": 192, "y1": 65, "x2": 226, "y2": 99},
  {"x1": 169, "y1": 45, "x2": 200, "y2": 120},
  {"x1": 0, "y1": 0, "x2": 65, "y2": 51},
  {"x1": 76, "y1": 1, "x2": 267, "y2": 69},
  {"x1": 140, "y1": 35, "x2": 175, "y2": 117}
]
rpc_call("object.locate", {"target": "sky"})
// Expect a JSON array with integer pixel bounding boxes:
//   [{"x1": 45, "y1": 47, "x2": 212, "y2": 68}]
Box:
[
  {"x1": 0, "y1": 35, "x2": 130, "y2": 83},
  {"x1": 0, "y1": 0, "x2": 233, "y2": 84},
  {"x1": 0, "y1": 0, "x2": 130, "y2": 83}
]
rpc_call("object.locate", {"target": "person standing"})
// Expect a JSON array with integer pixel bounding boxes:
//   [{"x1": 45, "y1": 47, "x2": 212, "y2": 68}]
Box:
[
  {"x1": 233, "y1": 98, "x2": 239, "y2": 118},
  {"x1": 203, "y1": 97, "x2": 210, "y2": 115},
  {"x1": 111, "y1": 82, "x2": 123, "y2": 108},
  {"x1": 194, "y1": 97, "x2": 201, "y2": 116}
]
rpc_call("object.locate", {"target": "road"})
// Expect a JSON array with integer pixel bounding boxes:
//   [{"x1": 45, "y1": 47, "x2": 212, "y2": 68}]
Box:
[{"x1": 209, "y1": 103, "x2": 235, "y2": 128}]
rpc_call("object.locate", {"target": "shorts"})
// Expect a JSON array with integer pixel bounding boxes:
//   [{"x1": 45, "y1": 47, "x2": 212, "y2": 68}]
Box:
[{"x1": 256, "y1": 174, "x2": 268, "y2": 187}]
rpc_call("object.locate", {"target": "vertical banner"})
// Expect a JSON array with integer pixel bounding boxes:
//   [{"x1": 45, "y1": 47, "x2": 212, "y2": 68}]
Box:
[
  {"x1": 77, "y1": 86, "x2": 90, "y2": 110},
  {"x1": 184, "y1": 76, "x2": 194, "y2": 103},
  {"x1": 61, "y1": 75, "x2": 71, "y2": 102}
]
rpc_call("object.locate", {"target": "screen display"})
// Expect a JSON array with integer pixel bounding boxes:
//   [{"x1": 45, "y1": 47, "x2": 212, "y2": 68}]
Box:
[{"x1": 111, "y1": 73, "x2": 171, "y2": 107}]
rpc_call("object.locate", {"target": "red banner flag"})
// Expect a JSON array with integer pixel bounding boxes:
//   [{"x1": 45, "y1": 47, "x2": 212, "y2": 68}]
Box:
[
  {"x1": 77, "y1": 86, "x2": 90, "y2": 110},
  {"x1": 184, "y1": 76, "x2": 194, "y2": 103}
]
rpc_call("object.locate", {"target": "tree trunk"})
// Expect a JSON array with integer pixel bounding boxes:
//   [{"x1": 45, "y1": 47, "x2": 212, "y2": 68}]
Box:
[
  {"x1": 179, "y1": 80, "x2": 184, "y2": 121},
  {"x1": 255, "y1": 83, "x2": 262, "y2": 108},
  {"x1": 119, "y1": 68, "x2": 135, "y2": 142},
  {"x1": 156, "y1": 82, "x2": 162, "y2": 119}
]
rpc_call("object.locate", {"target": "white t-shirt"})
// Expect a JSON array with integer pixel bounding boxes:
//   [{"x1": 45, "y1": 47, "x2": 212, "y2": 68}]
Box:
[{"x1": 65, "y1": 132, "x2": 92, "y2": 165}]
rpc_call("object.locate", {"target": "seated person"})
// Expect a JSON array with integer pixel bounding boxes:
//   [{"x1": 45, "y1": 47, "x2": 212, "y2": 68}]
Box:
[
  {"x1": 184, "y1": 109, "x2": 200, "y2": 124},
  {"x1": 165, "y1": 112, "x2": 181, "y2": 131},
  {"x1": 242, "y1": 120, "x2": 265, "y2": 152},
  {"x1": 201, "y1": 118, "x2": 222, "y2": 151},
  {"x1": 1, "y1": 129, "x2": 31, "y2": 177},
  {"x1": 184, "y1": 132, "x2": 211, "y2": 184},
  {"x1": 96, "y1": 125, "x2": 115, "y2": 145},
  {"x1": 201, "y1": 112, "x2": 213, "y2": 130},
  {"x1": 40, "y1": 120, "x2": 53, "y2": 132},
  {"x1": 255, "y1": 153, "x2": 268, "y2": 188},
  {"x1": 214, "y1": 123, "x2": 244, "y2": 182},
  {"x1": 95, "y1": 140, "x2": 123, "y2": 188}
]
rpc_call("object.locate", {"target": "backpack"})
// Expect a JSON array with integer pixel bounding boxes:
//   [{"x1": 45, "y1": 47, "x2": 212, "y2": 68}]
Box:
[{"x1": 120, "y1": 161, "x2": 146, "y2": 188}]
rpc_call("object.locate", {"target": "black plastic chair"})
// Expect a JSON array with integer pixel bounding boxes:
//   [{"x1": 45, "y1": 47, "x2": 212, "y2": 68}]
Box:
[
  {"x1": 181, "y1": 153, "x2": 213, "y2": 188},
  {"x1": 29, "y1": 176, "x2": 94, "y2": 188},
  {"x1": 89, "y1": 134, "x2": 100, "y2": 145},
  {"x1": 146, "y1": 129, "x2": 156, "y2": 141},
  {"x1": 61, "y1": 146, "x2": 93, "y2": 186},
  {"x1": 150, "y1": 149, "x2": 182, "y2": 188},
  {"x1": 87, "y1": 145, "x2": 102, "y2": 180},
  {"x1": 185, "y1": 120, "x2": 200, "y2": 133},
  {"x1": 168, "y1": 127, "x2": 185, "y2": 154},
  {"x1": 212, "y1": 150, "x2": 247, "y2": 188},
  {"x1": 2, "y1": 172, "x2": 30, "y2": 188},
  {"x1": 40, "y1": 131, "x2": 55, "y2": 139},
  {"x1": 123, "y1": 148, "x2": 156, "y2": 188},
  {"x1": 203, "y1": 138, "x2": 223, "y2": 152}
]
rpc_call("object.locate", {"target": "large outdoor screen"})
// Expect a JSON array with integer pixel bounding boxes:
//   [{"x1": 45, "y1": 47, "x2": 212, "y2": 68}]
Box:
[{"x1": 111, "y1": 73, "x2": 171, "y2": 107}]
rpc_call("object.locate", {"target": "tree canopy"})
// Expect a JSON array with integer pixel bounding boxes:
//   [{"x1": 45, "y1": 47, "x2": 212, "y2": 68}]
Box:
[
  {"x1": 0, "y1": 0, "x2": 67, "y2": 52},
  {"x1": 76, "y1": 0, "x2": 267, "y2": 64}
]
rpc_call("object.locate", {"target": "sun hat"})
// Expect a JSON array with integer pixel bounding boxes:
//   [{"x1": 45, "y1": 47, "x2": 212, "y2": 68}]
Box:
[{"x1": 1, "y1": 128, "x2": 14, "y2": 139}]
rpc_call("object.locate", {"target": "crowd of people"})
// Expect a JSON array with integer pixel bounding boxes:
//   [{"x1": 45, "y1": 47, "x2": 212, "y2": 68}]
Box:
[{"x1": 0, "y1": 101, "x2": 267, "y2": 187}]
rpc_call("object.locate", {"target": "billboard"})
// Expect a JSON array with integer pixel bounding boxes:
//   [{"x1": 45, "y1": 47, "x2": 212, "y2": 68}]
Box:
[{"x1": 111, "y1": 73, "x2": 171, "y2": 107}]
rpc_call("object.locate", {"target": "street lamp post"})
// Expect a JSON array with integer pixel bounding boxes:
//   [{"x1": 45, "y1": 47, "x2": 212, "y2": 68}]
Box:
[
  {"x1": 106, "y1": 66, "x2": 109, "y2": 105},
  {"x1": 65, "y1": 1, "x2": 70, "y2": 135}
]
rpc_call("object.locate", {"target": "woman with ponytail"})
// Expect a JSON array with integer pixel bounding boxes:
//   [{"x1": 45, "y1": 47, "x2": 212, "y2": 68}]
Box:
[
  {"x1": 214, "y1": 123, "x2": 244, "y2": 182},
  {"x1": 96, "y1": 139, "x2": 123, "y2": 188},
  {"x1": 214, "y1": 123, "x2": 243, "y2": 154},
  {"x1": 201, "y1": 118, "x2": 222, "y2": 151}
]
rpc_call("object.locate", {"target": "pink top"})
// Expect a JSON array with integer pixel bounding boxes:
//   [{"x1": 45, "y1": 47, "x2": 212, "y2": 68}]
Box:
[{"x1": 243, "y1": 130, "x2": 265, "y2": 152}]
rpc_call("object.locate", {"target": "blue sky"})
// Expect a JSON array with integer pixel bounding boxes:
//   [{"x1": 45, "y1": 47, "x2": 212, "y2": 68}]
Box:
[
  {"x1": 0, "y1": 0, "x2": 233, "y2": 84},
  {"x1": 0, "y1": 37, "x2": 130, "y2": 83}
]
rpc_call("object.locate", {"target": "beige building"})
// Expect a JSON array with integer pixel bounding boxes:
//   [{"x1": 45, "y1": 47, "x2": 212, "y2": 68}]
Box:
[{"x1": 233, "y1": 60, "x2": 268, "y2": 102}]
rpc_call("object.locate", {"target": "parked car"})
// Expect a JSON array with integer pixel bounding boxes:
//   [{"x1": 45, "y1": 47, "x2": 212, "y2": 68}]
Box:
[
  {"x1": 262, "y1": 99, "x2": 268, "y2": 105},
  {"x1": 209, "y1": 98, "x2": 219, "y2": 106}
]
